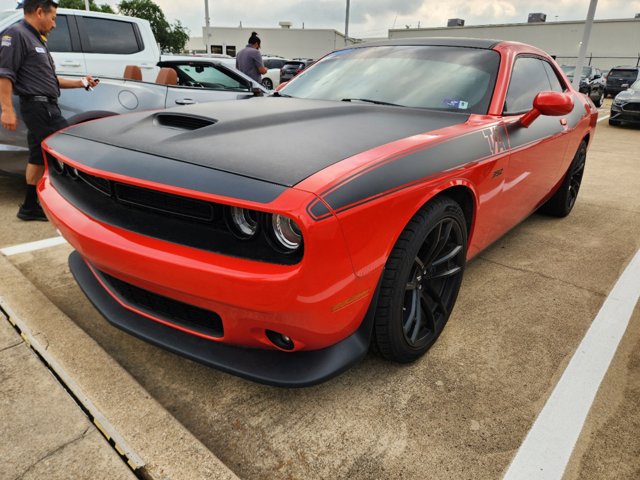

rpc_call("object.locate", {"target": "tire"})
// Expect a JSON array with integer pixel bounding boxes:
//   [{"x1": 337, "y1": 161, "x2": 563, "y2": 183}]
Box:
[
  {"x1": 372, "y1": 197, "x2": 467, "y2": 362},
  {"x1": 539, "y1": 140, "x2": 587, "y2": 217},
  {"x1": 608, "y1": 118, "x2": 621, "y2": 126},
  {"x1": 261, "y1": 78, "x2": 273, "y2": 90}
]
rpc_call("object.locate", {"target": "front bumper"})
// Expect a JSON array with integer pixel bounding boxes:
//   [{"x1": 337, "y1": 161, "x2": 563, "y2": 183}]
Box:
[
  {"x1": 69, "y1": 251, "x2": 376, "y2": 387},
  {"x1": 610, "y1": 103, "x2": 640, "y2": 124}
]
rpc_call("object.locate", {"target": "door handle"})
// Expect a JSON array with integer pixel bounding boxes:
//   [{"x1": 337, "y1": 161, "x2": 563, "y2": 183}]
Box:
[
  {"x1": 175, "y1": 98, "x2": 196, "y2": 105},
  {"x1": 59, "y1": 61, "x2": 81, "y2": 67}
]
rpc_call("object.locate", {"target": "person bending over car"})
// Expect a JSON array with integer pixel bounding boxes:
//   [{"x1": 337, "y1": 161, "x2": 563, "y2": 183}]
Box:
[{"x1": 0, "y1": 0, "x2": 98, "y2": 221}]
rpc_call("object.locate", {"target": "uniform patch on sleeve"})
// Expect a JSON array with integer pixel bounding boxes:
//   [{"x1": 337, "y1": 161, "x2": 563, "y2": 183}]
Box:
[{"x1": 1, "y1": 35, "x2": 12, "y2": 47}]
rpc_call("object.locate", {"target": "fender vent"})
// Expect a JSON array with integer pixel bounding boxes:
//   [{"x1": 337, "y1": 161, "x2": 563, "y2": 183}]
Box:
[{"x1": 154, "y1": 114, "x2": 216, "y2": 130}]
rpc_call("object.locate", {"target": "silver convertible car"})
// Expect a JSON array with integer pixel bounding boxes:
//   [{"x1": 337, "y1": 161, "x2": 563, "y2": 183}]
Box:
[{"x1": 0, "y1": 57, "x2": 268, "y2": 175}]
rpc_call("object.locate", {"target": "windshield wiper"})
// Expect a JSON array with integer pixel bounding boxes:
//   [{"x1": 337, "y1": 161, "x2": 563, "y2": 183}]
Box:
[{"x1": 341, "y1": 98, "x2": 404, "y2": 107}]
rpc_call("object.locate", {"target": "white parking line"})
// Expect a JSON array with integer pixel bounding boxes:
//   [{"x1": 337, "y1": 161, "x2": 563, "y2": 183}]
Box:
[
  {"x1": 597, "y1": 114, "x2": 610, "y2": 123},
  {"x1": 0, "y1": 236, "x2": 68, "y2": 257},
  {"x1": 503, "y1": 249, "x2": 640, "y2": 480}
]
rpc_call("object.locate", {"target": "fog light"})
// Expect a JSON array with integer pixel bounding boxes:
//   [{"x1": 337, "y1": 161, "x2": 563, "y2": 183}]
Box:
[{"x1": 265, "y1": 329, "x2": 294, "y2": 350}]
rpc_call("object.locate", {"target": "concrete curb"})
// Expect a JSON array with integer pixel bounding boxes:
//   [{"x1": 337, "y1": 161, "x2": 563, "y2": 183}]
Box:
[{"x1": 0, "y1": 253, "x2": 239, "y2": 480}]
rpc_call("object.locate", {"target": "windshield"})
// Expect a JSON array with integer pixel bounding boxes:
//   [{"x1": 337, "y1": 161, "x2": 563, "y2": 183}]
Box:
[
  {"x1": 280, "y1": 45, "x2": 500, "y2": 114},
  {"x1": 610, "y1": 69, "x2": 638, "y2": 80}
]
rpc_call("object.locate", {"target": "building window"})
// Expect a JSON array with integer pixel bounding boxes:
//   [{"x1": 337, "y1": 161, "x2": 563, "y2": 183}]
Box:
[
  {"x1": 211, "y1": 45, "x2": 223, "y2": 54},
  {"x1": 226, "y1": 45, "x2": 236, "y2": 57}
]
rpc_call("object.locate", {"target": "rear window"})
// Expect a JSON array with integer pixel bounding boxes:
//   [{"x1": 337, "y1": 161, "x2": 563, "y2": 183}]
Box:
[
  {"x1": 82, "y1": 18, "x2": 142, "y2": 54},
  {"x1": 609, "y1": 69, "x2": 639, "y2": 80}
]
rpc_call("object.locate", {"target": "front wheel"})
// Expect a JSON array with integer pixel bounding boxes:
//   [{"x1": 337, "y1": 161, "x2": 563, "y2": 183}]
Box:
[
  {"x1": 372, "y1": 197, "x2": 467, "y2": 362},
  {"x1": 261, "y1": 78, "x2": 273, "y2": 90},
  {"x1": 539, "y1": 140, "x2": 587, "y2": 217}
]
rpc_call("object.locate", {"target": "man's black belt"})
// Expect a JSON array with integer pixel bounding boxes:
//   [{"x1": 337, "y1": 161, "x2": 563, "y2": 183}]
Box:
[{"x1": 20, "y1": 95, "x2": 58, "y2": 104}]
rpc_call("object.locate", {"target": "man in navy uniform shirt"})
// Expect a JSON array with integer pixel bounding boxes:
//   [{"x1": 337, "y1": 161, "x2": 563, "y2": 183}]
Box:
[{"x1": 0, "y1": 0, "x2": 98, "y2": 221}]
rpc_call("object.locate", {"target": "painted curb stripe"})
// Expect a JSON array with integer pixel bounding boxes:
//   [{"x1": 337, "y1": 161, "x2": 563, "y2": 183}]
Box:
[
  {"x1": 1, "y1": 236, "x2": 68, "y2": 256},
  {"x1": 504, "y1": 249, "x2": 640, "y2": 480}
]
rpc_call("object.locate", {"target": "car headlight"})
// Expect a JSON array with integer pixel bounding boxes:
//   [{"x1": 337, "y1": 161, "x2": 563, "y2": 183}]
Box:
[
  {"x1": 613, "y1": 97, "x2": 627, "y2": 106},
  {"x1": 226, "y1": 206, "x2": 259, "y2": 239},
  {"x1": 52, "y1": 157, "x2": 64, "y2": 174},
  {"x1": 269, "y1": 214, "x2": 302, "y2": 252}
]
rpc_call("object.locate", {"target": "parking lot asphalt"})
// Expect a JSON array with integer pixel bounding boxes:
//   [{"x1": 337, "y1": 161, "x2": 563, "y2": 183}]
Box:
[{"x1": 0, "y1": 102, "x2": 638, "y2": 479}]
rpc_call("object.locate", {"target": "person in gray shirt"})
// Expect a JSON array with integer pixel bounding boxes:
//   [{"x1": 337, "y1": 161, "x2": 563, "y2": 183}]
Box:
[{"x1": 235, "y1": 32, "x2": 267, "y2": 83}]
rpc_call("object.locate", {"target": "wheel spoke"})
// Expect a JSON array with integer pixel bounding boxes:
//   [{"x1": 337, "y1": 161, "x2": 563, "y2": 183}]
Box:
[
  {"x1": 420, "y1": 294, "x2": 437, "y2": 333},
  {"x1": 410, "y1": 299, "x2": 423, "y2": 343},
  {"x1": 424, "y1": 220, "x2": 454, "y2": 268},
  {"x1": 404, "y1": 290, "x2": 419, "y2": 335},
  {"x1": 432, "y1": 244, "x2": 463, "y2": 267},
  {"x1": 423, "y1": 284, "x2": 449, "y2": 320}
]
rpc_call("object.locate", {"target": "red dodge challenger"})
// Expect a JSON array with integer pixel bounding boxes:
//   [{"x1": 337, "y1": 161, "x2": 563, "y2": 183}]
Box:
[{"x1": 39, "y1": 38, "x2": 598, "y2": 386}]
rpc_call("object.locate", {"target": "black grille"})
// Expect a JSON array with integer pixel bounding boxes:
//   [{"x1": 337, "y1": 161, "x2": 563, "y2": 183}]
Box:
[
  {"x1": 100, "y1": 270, "x2": 224, "y2": 338},
  {"x1": 155, "y1": 114, "x2": 216, "y2": 130},
  {"x1": 623, "y1": 102, "x2": 640, "y2": 112},
  {"x1": 114, "y1": 182, "x2": 216, "y2": 222}
]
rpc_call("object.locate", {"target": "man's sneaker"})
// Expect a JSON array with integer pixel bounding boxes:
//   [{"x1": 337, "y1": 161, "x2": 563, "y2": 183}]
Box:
[{"x1": 17, "y1": 203, "x2": 48, "y2": 221}]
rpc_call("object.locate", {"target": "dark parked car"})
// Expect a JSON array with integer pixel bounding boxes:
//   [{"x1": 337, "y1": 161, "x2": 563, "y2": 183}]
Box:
[
  {"x1": 605, "y1": 66, "x2": 640, "y2": 97},
  {"x1": 609, "y1": 79, "x2": 640, "y2": 126},
  {"x1": 280, "y1": 60, "x2": 313, "y2": 83},
  {"x1": 560, "y1": 65, "x2": 605, "y2": 107}
]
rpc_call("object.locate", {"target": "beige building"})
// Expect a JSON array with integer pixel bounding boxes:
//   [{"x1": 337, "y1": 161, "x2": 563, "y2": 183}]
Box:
[
  {"x1": 188, "y1": 24, "x2": 358, "y2": 60},
  {"x1": 388, "y1": 18, "x2": 640, "y2": 71}
]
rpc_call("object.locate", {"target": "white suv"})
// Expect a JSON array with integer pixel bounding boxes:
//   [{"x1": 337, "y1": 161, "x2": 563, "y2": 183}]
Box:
[
  {"x1": 261, "y1": 56, "x2": 290, "y2": 90},
  {"x1": 0, "y1": 8, "x2": 160, "y2": 81}
]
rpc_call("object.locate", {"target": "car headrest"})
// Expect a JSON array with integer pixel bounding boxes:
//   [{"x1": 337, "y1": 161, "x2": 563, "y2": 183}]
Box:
[
  {"x1": 155, "y1": 67, "x2": 178, "y2": 85},
  {"x1": 123, "y1": 65, "x2": 142, "y2": 81}
]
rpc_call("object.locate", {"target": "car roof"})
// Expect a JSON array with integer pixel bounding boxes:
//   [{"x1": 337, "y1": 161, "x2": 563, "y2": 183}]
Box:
[{"x1": 347, "y1": 37, "x2": 502, "y2": 50}]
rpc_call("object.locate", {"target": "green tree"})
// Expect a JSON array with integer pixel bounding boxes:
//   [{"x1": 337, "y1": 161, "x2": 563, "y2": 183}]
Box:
[
  {"x1": 118, "y1": 0, "x2": 189, "y2": 52},
  {"x1": 58, "y1": 0, "x2": 115, "y2": 13}
]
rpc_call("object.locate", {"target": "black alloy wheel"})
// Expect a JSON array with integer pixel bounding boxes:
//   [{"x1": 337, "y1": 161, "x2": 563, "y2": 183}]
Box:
[
  {"x1": 262, "y1": 78, "x2": 273, "y2": 90},
  {"x1": 373, "y1": 197, "x2": 467, "y2": 362},
  {"x1": 539, "y1": 140, "x2": 587, "y2": 217}
]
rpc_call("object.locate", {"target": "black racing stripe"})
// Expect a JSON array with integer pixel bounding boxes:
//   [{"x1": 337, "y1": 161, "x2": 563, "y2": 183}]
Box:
[
  {"x1": 46, "y1": 134, "x2": 285, "y2": 204},
  {"x1": 321, "y1": 129, "x2": 497, "y2": 214},
  {"x1": 307, "y1": 199, "x2": 332, "y2": 221}
]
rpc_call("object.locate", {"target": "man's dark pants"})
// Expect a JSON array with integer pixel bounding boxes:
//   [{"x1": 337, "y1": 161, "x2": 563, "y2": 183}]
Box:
[{"x1": 19, "y1": 97, "x2": 67, "y2": 167}]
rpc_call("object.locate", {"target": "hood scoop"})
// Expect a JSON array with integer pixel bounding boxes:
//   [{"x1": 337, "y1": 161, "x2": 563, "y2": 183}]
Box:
[{"x1": 154, "y1": 113, "x2": 217, "y2": 131}]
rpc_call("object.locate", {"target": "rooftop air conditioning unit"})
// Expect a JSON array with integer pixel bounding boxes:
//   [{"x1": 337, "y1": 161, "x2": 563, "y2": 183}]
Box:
[
  {"x1": 447, "y1": 18, "x2": 465, "y2": 27},
  {"x1": 528, "y1": 13, "x2": 547, "y2": 23},
  {"x1": 279, "y1": 21, "x2": 292, "y2": 29}
]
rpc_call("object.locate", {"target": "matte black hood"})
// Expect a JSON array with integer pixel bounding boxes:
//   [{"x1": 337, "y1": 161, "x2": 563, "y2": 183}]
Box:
[{"x1": 61, "y1": 97, "x2": 470, "y2": 187}]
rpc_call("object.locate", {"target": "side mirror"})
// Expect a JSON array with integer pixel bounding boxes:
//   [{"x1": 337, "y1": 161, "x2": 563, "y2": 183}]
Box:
[
  {"x1": 520, "y1": 91, "x2": 574, "y2": 128},
  {"x1": 593, "y1": 74, "x2": 601, "y2": 79}
]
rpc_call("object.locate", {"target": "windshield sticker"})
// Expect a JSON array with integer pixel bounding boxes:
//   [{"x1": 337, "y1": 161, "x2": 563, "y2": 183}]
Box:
[{"x1": 443, "y1": 98, "x2": 469, "y2": 110}]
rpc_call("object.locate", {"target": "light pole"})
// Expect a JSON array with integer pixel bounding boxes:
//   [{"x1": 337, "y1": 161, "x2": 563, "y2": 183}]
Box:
[
  {"x1": 344, "y1": 0, "x2": 350, "y2": 46},
  {"x1": 204, "y1": 0, "x2": 211, "y2": 54},
  {"x1": 572, "y1": 0, "x2": 598, "y2": 90},
  {"x1": 84, "y1": 0, "x2": 90, "y2": 10}
]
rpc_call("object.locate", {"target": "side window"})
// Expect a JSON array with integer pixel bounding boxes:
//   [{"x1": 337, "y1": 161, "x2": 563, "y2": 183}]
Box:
[
  {"x1": 542, "y1": 61, "x2": 565, "y2": 92},
  {"x1": 83, "y1": 18, "x2": 141, "y2": 54},
  {"x1": 47, "y1": 15, "x2": 72, "y2": 52},
  {"x1": 504, "y1": 57, "x2": 553, "y2": 114}
]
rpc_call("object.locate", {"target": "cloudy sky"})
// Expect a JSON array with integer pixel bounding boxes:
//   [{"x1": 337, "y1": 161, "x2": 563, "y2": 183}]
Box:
[{"x1": 2, "y1": 0, "x2": 639, "y2": 38}]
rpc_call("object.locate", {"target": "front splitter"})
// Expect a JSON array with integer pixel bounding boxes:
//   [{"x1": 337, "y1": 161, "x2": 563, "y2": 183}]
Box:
[{"x1": 68, "y1": 250, "x2": 376, "y2": 387}]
